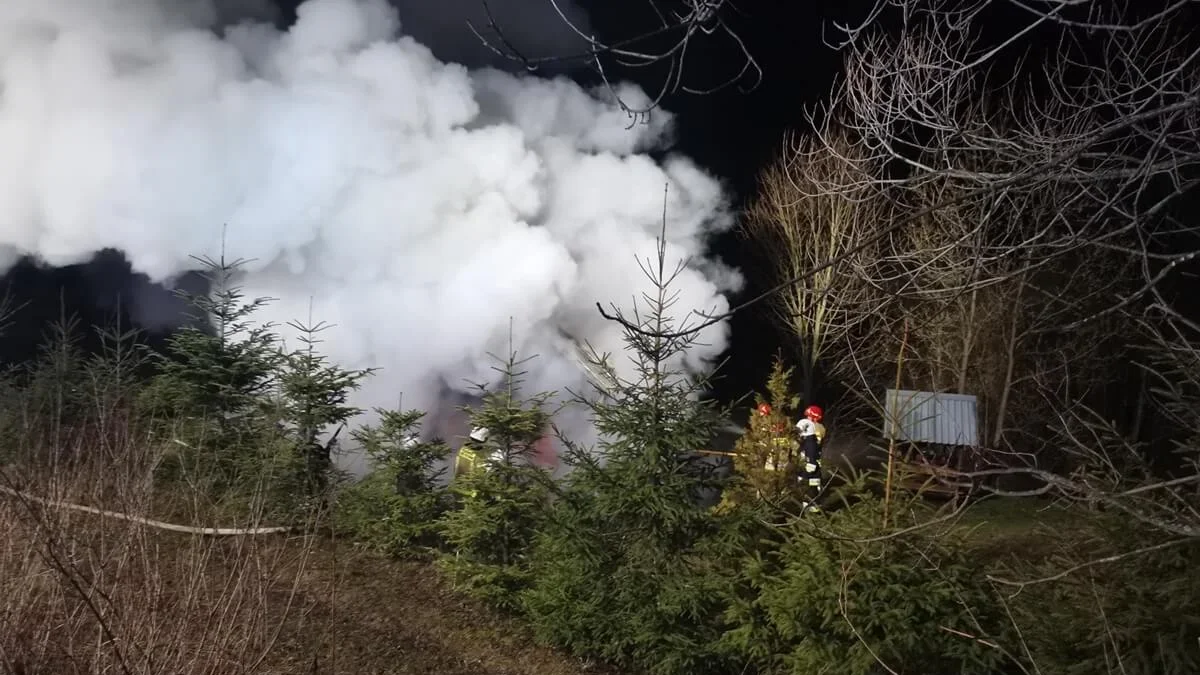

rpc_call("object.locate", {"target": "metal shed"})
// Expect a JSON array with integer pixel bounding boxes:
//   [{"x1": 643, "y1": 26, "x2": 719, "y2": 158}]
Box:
[{"x1": 883, "y1": 389, "x2": 979, "y2": 447}]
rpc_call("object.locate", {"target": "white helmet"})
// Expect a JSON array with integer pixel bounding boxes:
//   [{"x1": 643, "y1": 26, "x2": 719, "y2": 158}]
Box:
[{"x1": 468, "y1": 427, "x2": 490, "y2": 443}]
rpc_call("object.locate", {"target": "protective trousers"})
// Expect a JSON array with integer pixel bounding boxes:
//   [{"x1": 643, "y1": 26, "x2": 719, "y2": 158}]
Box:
[{"x1": 800, "y1": 434, "x2": 822, "y2": 489}]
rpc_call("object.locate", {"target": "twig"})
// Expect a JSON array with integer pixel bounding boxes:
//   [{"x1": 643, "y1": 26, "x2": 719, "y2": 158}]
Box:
[
  {"x1": 883, "y1": 319, "x2": 908, "y2": 527},
  {"x1": 1, "y1": 476, "x2": 136, "y2": 675},
  {"x1": 939, "y1": 625, "x2": 1000, "y2": 650}
]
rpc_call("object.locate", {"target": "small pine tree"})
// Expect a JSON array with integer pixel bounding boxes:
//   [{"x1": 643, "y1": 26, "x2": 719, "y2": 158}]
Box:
[
  {"x1": 22, "y1": 309, "x2": 91, "y2": 459},
  {"x1": 523, "y1": 225, "x2": 743, "y2": 675},
  {"x1": 80, "y1": 315, "x2": 153, "y2": 475},
  {"x1": 276, "y1": 308, "x2": 375, "y2": 507},
  {"x1": 718, "y1": 358, "x2": 803, "y2": 511},
  {"x1": 436, "y1": 347, "x2": 554, "y2": 612},
  {"x1": 140, "y1": 250, "x2": 284, "y2": 496},
  {"x1": 85, "y1": 318, "x2": 150, "y2": 415},
  {"x1": 336, "y1": 407, "x2": 452, "y2": 557}
]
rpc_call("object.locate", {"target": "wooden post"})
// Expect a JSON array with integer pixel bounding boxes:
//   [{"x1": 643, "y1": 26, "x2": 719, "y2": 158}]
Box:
[{"x1": 883, "y1": 319, "x2": 909, "y2": 528}]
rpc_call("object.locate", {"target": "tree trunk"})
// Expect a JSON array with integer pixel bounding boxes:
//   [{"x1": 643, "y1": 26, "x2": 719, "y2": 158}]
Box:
[
  {"x1": 1130, "y1": 366, "x2": 1147, "y2": 443},
  {"x1": 992, "y1": 276, "x2": 1026, "y2": 448},
  {"x1": 957, "y1": 287, "x2": 979, "y2": 394},
  {"x1": 795, "y1": 337, "x2": 816, "y2": 403}
]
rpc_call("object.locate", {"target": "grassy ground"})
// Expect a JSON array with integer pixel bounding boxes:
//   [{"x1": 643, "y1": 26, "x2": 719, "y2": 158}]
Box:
[
  {"x1": 951, "y1": 496, "x2": 1083, "y2": 561},
  {"x1": 0, "y1": 502, "x2": 615, "y2": 675}
]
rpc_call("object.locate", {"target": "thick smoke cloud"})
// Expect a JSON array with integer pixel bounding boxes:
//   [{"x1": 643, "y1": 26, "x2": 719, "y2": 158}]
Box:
[{"x1": 0, "y1": 0, "x2": 740, "y2": 463}]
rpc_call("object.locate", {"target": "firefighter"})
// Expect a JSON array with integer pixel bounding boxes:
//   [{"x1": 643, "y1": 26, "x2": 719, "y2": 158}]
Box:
[
  {"x1": 795, "y1": 405, "x2": 826, "y2": 491},
  {"x1": 453, "y1": 426, "x2": 492, "y2": 479}
]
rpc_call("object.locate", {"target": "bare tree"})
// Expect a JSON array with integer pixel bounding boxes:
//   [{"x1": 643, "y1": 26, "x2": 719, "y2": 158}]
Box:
[
  {"x1": 803, "y1": 1, "x2": 1195, "y2": 429},
  {"x1": 939, "y1": 304, "x2": 1200, "y2": 546},
  {"x1": 768, "y1": 4, "x2": 1200, "y2": 602},
  {"x1": 820, "y1": 3, "x2": 1199, "y2": 304},
  {"x1": 875, "y1": 154, "x2": 1134, "y2": 452},
  {"x1": 749, "y1": 80, "x2": 1136, "y2": 452},
  {"x1": 604, "y1": 0, "x2": 1198, "y2": 345},
  {"x1": 595, "y1": 1, "x2": 1200, "y2": 500},
  {"x1": 742, "y1": 127, "x2": 893, "y2": 400}
]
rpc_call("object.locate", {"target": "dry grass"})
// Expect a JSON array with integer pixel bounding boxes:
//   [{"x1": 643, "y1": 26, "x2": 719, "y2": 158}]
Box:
[
  {"x1": 0, "y1": 417, "x2": 315, "y2": 675},
  {"x1": 0, "y1": 414, "x2": 612, "y2": 675}
]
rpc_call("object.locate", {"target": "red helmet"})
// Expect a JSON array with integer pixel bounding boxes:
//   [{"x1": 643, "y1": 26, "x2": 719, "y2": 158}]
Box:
[
  {"x1": 804, "y1": 405, "x2": 824, "y2": 422},
  {"x1": 756, "y1": 402, "x2": 772, "y2": 416}
]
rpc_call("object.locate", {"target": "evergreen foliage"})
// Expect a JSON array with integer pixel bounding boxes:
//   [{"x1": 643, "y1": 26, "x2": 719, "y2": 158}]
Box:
[
  {"x1": 142, "y1": 254, "x2": 281, "y2": 427},
  {"x1": 336, "y1": 407, "x2": 452, "y2": 557},
  {"x1": 0, "y1": 302, "x2": 149, "y2": 467},
  {"x1": 718, "y1": 358, "x2": 804, "y2": 511},
  {"x1": 1004, "y1": 513, "x2": 1200, "y2": 675},
  {"x1": 84, "y1": 318, "x2": 151, "y2": 415},
  {"x1": 3, "y1": 234, "x2": 1197, "y2": 675},
  {"x1": 139, "y1": 252, "x2": 285, "y2": 495},
  {"x1": 522, "y1": 234, "x2": 741, "y2": 675},
  {"x1": 436, "y1": 348, "x2": 555, "y2": 612},
  {"x1": 276, "y1": 311, "x2": 374, "y2": 504},
  {"x1": 23, "y1": 312, "x2": 92, "y2": 450},
  {"x1": 720, "y1": 482, "x2": 1014, "y2": 675}
]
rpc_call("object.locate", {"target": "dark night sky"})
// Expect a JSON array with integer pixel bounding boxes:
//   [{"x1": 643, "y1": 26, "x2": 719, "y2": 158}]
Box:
[{"x1": 0, "y1": 0, "x2": 862, "y2": 405}]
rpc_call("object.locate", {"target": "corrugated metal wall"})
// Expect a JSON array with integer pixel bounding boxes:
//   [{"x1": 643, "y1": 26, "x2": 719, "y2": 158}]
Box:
[{"x1": 883, "y1": 389, "x2": 979, "y2": 446}]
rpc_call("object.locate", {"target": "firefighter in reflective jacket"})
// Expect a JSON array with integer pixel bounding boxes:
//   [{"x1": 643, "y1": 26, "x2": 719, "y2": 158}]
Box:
[
  {"x1": 452, "y1": 427, "x2": 499, "y2": 500},
  {"x1": 453, "y1": 426, "x2": 494, "y2": 479},
  {"x1": 795, "y1": 405, "x2": 826, "y2": 490}
]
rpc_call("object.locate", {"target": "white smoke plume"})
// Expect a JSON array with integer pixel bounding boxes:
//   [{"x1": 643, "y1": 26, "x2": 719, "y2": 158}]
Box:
[{"x1": 0, "y1": 0, "x2": 741, "y2": 466}]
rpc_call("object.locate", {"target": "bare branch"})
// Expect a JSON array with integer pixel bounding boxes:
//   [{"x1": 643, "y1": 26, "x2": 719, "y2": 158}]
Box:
[
  {"x1": 469, "y1": 0, "x2": 762, "y2": 118},
  {"x1": 607, "y1": 1, "x2": 1200, "y2": 345}
]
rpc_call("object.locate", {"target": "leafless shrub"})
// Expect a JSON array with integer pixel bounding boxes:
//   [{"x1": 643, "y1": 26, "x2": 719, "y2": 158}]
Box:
[{"x1": 628, "y1": 0, "x2": 1198, "y2": 353}]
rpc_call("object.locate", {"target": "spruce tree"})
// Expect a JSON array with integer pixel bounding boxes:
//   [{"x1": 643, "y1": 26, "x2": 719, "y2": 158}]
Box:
[
  {"x1": 276, "y1": 308, "x2": 374, "y2": 507},
  {"x1": 336, "y1": 407, "x2": 452, "y2": 557},
  {"x1": 22, "y1": 309, "x2": 91, "y2": 458},
  {"x1": 80, "y1": 314, "x2": 153, "y2": 476},
  {"x1": 523, "y1": 226, "x2": 744, "y2": 675},
  {"x1": 85, "y1": 316, "x2": 150, "y2": 417},
  {"x1": 140, "y1": 251, "x2": 284, "y2": 496},
  {"x1": 436, "y1": 346, "x2": 554, "y2": 612}
]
